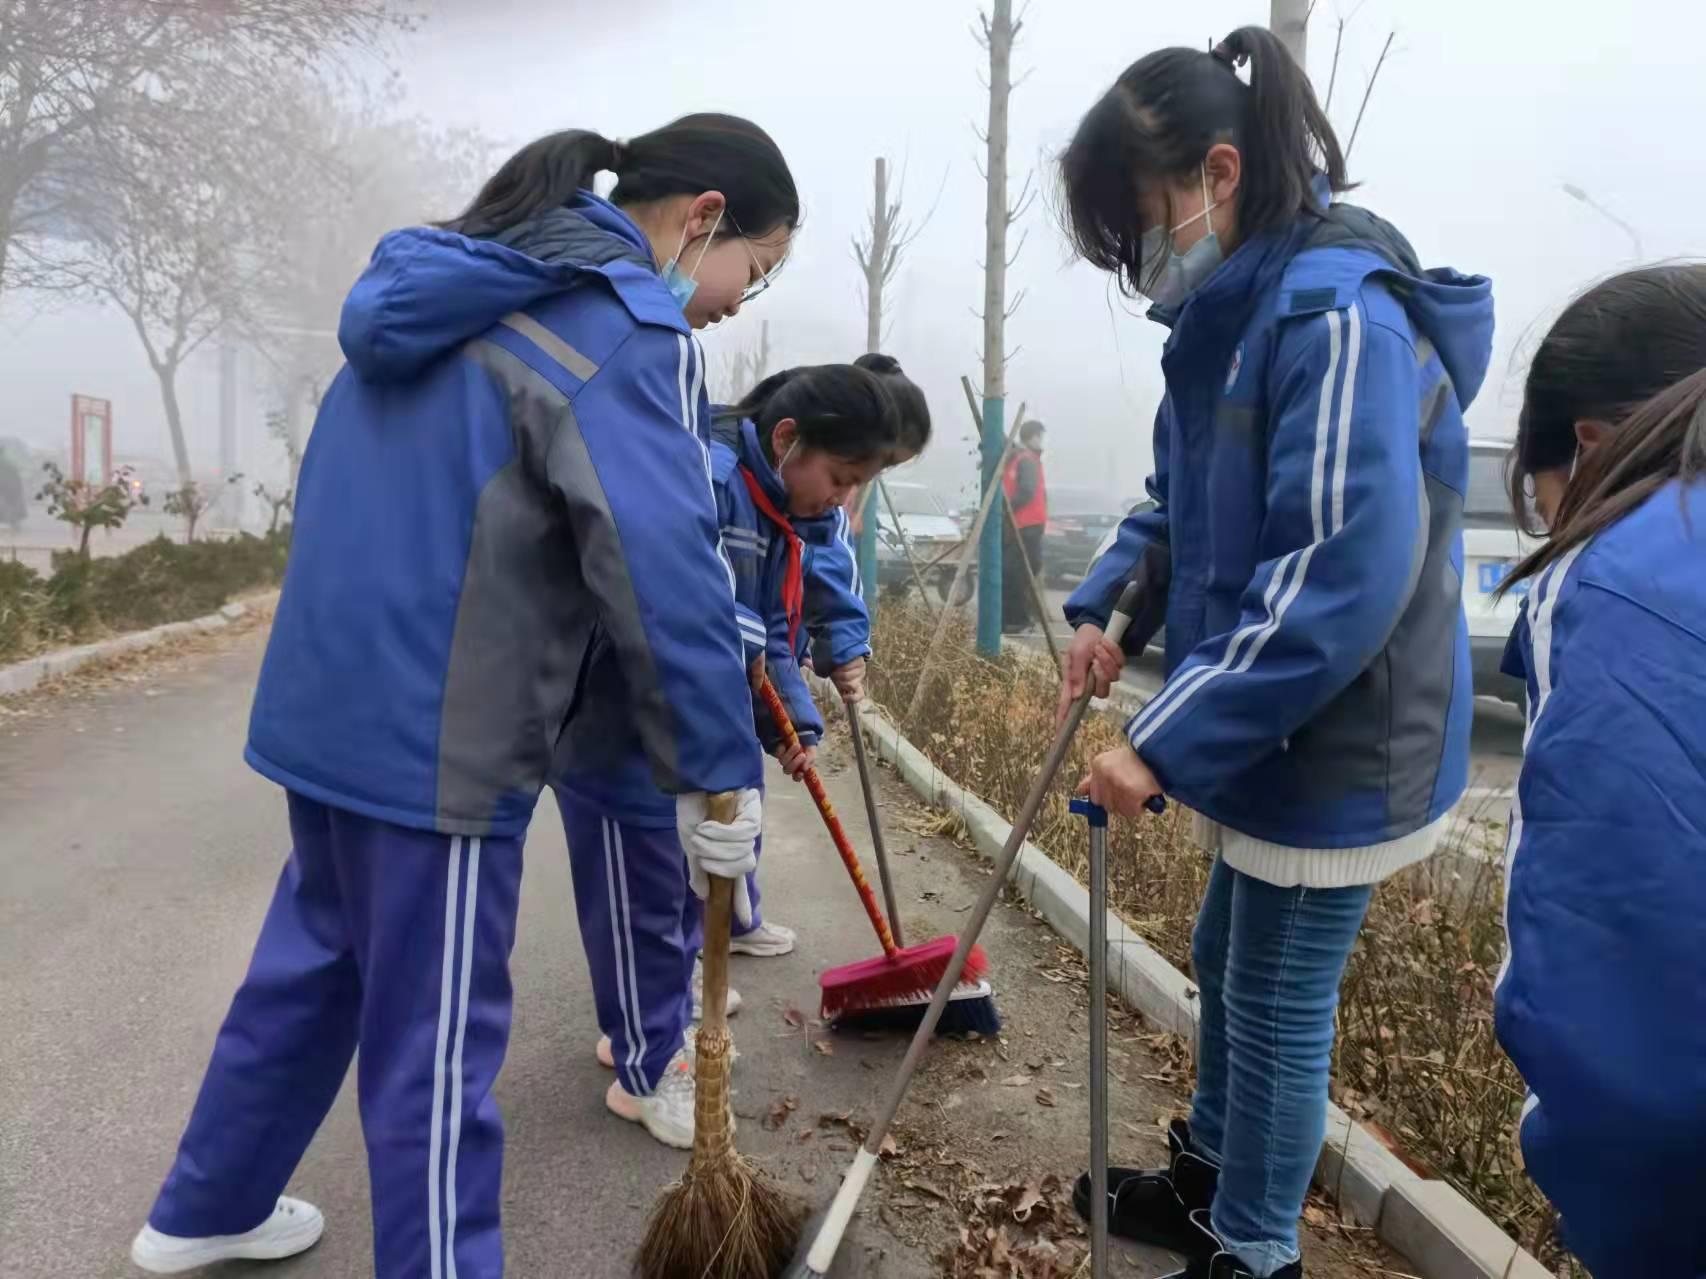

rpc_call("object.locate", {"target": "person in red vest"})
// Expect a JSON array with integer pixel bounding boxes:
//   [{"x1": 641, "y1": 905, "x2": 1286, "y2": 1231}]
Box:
[{"x1": 1002, "y1": 419, "x2": 1048, "y2": 632}]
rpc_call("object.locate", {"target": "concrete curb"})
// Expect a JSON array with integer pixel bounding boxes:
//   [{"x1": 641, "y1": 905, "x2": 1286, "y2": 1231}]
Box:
[
  {"x1": 0, "y1": 590, "x2": 280, "y2": 700},
  {"x1": 838, "y1": 688, "x2": 1548, "y2": 1279}
]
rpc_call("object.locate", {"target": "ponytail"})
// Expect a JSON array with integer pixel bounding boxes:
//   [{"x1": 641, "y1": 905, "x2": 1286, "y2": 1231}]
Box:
[
  {"x1": 854, "y1": 352, "x2": 932, "y2": 458},
  {"x1": 442, "y1": 130, "x2": 618, "y2": 239},
  {"x1": 734, "y1": 364, "x2": 902, "y2": 466},
  {"x1": 1212, "y1": 27, "x2": 1347, "y2": 242},
  {"x1": 1059, "y1": 25, "x2": 1349, "y2": 295},
  {"x1": 443, "y1": 112, "x2": 799, "y2": 243},
  {"x1": 1503, "y1": 368, "x2": 1706, "y2": 591}
]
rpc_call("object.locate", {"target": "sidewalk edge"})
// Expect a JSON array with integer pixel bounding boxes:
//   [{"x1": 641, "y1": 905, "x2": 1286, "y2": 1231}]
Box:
[
  {"x1": 831, "y1": 682, "x2": 1547, "y2": 1279},
  {"x1": 0, "y1": 590, "x2": 282, "y2": 700}
]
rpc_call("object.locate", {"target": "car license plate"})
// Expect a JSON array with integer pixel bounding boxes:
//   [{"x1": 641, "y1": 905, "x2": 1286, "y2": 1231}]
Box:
[{"x1": 1476, "y1": 561, "x2": 1528, "y2": 596}]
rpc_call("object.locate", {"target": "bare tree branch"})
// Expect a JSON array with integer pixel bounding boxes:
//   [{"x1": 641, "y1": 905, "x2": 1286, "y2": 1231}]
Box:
[
  {"x1": 1344, "y1": 30, "x2": 1396, "y2": 162},
  {"x1": 1324, "y1": 16, "x2": 1347, "y2": 115}
]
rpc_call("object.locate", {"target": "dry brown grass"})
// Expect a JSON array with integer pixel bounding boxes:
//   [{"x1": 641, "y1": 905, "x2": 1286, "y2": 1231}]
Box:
[{"x1": 862, "y1": 602, "x2": 1576, "y2": 1271}]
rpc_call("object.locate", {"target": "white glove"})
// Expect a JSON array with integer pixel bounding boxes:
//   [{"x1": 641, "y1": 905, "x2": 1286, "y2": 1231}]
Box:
[{"x1": 676, "y1": 789, "x2": 762, "y2": 929}]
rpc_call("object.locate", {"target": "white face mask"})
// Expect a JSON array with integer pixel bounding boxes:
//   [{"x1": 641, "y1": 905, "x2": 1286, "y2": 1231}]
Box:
[{"x1": 1138, "y1": 165, "x2": 1224, "y2": 309}]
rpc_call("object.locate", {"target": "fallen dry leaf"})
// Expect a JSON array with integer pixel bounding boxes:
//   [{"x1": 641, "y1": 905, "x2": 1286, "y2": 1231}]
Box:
[
  {"x1": 1013, "y1": 1184, "x2": 1045, "y2": 1221},
  {"x1": 903, "y1": 1178, "x2": 953, "y2": 1204},
  {"x1": 1035, "y1": 1087, "x2": 1056, "y2": 1108},
  {"x1": 783, "y1": 1007, "x2": 806, "y2": 1030},
  {"x1": 763, "y1": 1095, "x2": 799, "y2": 1131},
  {"x1": 813, "y1": 1038, "x2": 835, "y2": 1056},
  {"x1": 999, "y1": 1074, "x2": 1031, "y2": 1087},
  {"x1": 879, "y1": 1134, "x2": 900, "y2": 1160}
]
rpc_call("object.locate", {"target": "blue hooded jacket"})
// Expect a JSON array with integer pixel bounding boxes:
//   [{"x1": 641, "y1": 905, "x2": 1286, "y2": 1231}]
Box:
[
  {"x1": 552, "y1": 413, "x2": 867, "y2": 823},
  {"x1": 246, "y1": 193, "x2": 763, "y2": 838},
  {"x1": 1067, "y1": 192, "x2": 1494, "y2": 850},
  {"x1": 1494, "y1": 479, "x2": 1706, "y2": 1277}
]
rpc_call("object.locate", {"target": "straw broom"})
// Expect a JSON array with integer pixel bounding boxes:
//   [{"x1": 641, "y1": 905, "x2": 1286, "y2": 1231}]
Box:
[{"x1": 635, "y1": 793, "x2": 807, "y2": 1279}]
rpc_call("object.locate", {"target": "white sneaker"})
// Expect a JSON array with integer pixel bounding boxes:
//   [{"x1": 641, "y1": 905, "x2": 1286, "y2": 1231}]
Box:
[
  {"x1": 691, "y1": 959, "x2": 742, "y2": 1020},
  {"x1": 130, "y1": 1197, "x2": 324, "y2": 1273},
  {"x1": 598, "y1": 1025, "x2": 731, "y2": 1070},
  {"x1": 605, "y1": 1047, "x2": 706, "y2": 1150},
  {"x1": 729, "y1": 920, "x2": 797, "y2": 957}
]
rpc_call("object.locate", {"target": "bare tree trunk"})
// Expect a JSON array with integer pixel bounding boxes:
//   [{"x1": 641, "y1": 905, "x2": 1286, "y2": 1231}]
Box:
[
  {"x1": 975, "y1": 0, "x2": 1017, "y2": 657},
  {"x1": 864, "y1": 158, "x2": 888, "y2": 353},
  {"x1": 153, "y1": 361, "x2": 194, "y2": 484},
  {"x1": 1269, "y1": 0, "x2": 1310, "y2": 65},
  {"x1": 856, "y1": 157, "x2": 892, "y2": 608}
]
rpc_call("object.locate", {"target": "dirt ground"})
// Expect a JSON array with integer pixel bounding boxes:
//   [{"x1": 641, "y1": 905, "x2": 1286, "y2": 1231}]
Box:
[{"x1": 753, "y1": 727, "x2": 1405, "y2": 1279}]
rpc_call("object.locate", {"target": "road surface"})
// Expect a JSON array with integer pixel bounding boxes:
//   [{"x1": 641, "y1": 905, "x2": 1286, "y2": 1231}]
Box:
[{"x1": 0, "y1": 621, "x2": 1398, "y2": 1278}]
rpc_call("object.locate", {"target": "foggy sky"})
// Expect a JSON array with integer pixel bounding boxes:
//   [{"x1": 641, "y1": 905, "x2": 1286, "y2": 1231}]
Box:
[{"x1": 3, "y1": 0, "x2": 1699, "y2": 504}]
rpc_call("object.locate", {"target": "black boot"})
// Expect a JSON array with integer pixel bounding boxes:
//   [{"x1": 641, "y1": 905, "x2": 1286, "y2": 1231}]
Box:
[
  {"x1": 1072, "y1": 1118, "x2": 1220, "y2": 1253},
  {"x1": 1158, "y1": 1210, "x2": 1304, "y2": 1279}
]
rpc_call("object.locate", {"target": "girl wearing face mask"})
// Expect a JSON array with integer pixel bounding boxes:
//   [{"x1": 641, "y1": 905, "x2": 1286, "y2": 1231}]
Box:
[
  {"x1": 1493, "y1": 264, "x2": 1706, "y2": 1279},
  {"x1": 1054, "y1": 27, "x2": 1493, "y2": 1279},
  {"x1": 798, "y1": 351, "x2": 936, "y2": 708},
  {"x1": 130, "y1": 116, "x2": 797, "y2": 1277},
  {"x1": 554, "y1": 363, "x2": 903, "y2": 1149}
]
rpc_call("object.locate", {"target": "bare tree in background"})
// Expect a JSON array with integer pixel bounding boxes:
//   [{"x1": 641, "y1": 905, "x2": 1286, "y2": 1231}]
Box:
[
  {"x1": 712, "y1": 320, "x2": 772, "y2": 402},
  {"x1": 264, "y1": 89, "x2": 498, "y2": 472},
  {"x1": 971, "y1": 0, "x2": 1035, "y2": 655},
  {"x1": 0, "y1": 0, "x2": 405, "y2": 299}
]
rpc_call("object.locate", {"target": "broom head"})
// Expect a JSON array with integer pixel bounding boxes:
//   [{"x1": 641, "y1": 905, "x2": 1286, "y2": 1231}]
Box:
[
  {"x1": 635, "y1": 1021, "x2": 807, "y2": 1279},
  {"x1": 818, "y1": 935, "x2": 988, "y2": 1019}
]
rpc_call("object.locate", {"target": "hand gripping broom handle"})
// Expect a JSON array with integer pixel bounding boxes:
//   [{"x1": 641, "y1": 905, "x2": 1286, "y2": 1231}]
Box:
[
  {"x1": 800, "y1": 580, "x2": 1148, "y2": 1276},
  {"x1": 756, "y1": 676, "x2": 898, "y2": 958}
]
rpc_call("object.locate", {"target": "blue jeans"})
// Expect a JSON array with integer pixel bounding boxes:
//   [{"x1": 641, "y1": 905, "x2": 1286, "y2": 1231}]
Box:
[{"x1": 1187, "y1": 858, "x2": 1373, "y2": 1276}]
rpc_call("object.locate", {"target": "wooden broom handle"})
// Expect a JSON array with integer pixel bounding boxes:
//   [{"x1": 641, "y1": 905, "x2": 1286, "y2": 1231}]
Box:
[
  {"x1": 699, "y1": 792, "x2": 740, "y2": 1037},
  {"x1": 756, "y1": 676, "x2": 897, "y2": 957}
]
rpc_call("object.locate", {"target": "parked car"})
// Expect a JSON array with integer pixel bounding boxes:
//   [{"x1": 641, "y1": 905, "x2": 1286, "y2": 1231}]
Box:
[
  {"x1": 1040, "y1": 487, "x2": 1126, "y2": 585},
  {"x1": 875, "y1": 481, "x2": 972, "y2": 601},
  {"x1": 1461, "y1": 438, "x2": 1531, "y2": 706}
]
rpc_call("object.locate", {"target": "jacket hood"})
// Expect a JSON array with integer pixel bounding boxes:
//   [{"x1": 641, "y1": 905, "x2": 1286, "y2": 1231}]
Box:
[
  {"x1": 1159, "y1": 178, "x2": 1494, "y2": 409},
  {"x1": 1286, "y1": 197, "x2": 1496, "y2": 407},
  {"x1": 337, "y1": 193, "x2": 666, "y2": 384}
]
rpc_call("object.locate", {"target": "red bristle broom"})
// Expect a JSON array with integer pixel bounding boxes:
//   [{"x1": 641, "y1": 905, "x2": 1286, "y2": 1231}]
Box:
[{"x1": 756, "y1": 676, "x2": 998, "y2": 1034}]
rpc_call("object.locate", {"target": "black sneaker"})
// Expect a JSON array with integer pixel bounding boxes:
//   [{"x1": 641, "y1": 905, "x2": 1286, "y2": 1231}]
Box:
[
  {"x1": 1158, "y1": 1210, "x2": 1304, "y2": 1279},
  {"x1": 1073, "y1": 1119, "x2": 1220, "y2": 1254}
]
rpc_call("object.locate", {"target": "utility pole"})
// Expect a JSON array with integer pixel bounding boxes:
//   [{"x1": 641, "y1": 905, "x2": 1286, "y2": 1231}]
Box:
[{"x1": 1269, "y1": 0, "x2": 1309, "y2": 65}]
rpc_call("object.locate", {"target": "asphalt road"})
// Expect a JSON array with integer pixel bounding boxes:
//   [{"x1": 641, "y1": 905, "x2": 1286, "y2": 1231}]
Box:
[
  {"x1": 0, "y1": 630, "x2": 958, "y2": 1278},
  {"x1": 0, "y1": 620, "x2": 1408, "y2": 1279}
]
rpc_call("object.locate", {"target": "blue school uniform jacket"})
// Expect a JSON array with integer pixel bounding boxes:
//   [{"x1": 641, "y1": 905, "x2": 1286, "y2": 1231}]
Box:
[
  {"x1": 551, "y1": 413, "x2": 869, "y2": 822},
  {"x1": 708, "y1": 413, "x2": 829, "y2": 752},
  {"x1": 1494, "y1": 479, "x2": 1706, "y2": 1278},
  {"x1": 801, "y1": 502, "x2": 872, "y2": 678},
  {"x1": 246, "y1": 193, "x2": 763, "y2": 838},
  {"x1": 1067, "y1": 192, "x2": 1494, "y2": 851}
]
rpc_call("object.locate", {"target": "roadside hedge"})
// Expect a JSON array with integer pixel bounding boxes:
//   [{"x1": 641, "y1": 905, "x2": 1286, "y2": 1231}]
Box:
[{"x1": 0, "y1": 531, "x2": 289, "y2": 667}]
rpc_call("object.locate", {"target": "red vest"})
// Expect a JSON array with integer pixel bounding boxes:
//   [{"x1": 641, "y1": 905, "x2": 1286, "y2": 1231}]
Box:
[{"x1": 1003, "y1": 448, "x2": 1047, "y2": 529}]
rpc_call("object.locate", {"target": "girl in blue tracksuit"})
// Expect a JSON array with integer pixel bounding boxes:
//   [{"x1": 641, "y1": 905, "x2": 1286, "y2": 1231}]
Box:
[
  {"x1": 553, "y1": 362, "x2": 904, "y2": 1149},
  {"x1": 1494, "y1": 264, "x2": 1706, "y2": 1278},
  {"x1": 802, "y1": 352, "x2": 937, "y2": 705},
  {"x1": 1054, "y1": 28, "x2": 1492, "y2": 1279},
  {"x1": 130, "y1": 117, "x2": 799, "y2": 1279}
]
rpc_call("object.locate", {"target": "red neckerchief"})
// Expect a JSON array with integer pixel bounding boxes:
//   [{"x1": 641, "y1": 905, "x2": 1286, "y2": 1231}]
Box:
[{"x1": 739, "y1": 465, "x2": 803, "y2": 650}]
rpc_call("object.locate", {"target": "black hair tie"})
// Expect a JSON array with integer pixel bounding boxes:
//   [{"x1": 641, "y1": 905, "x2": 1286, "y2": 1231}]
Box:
[{"x1": 1211, "y1": 39, "x2": 1247, "y2": 69}]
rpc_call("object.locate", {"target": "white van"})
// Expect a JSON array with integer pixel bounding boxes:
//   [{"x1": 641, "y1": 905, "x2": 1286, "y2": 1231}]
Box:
[
  {"x1": 1087, "y1": 442, "x2": 1530, "y2": 705},
  {"x1": 1462, "y1": 438, "x2": 1533, "y2": 706}
]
